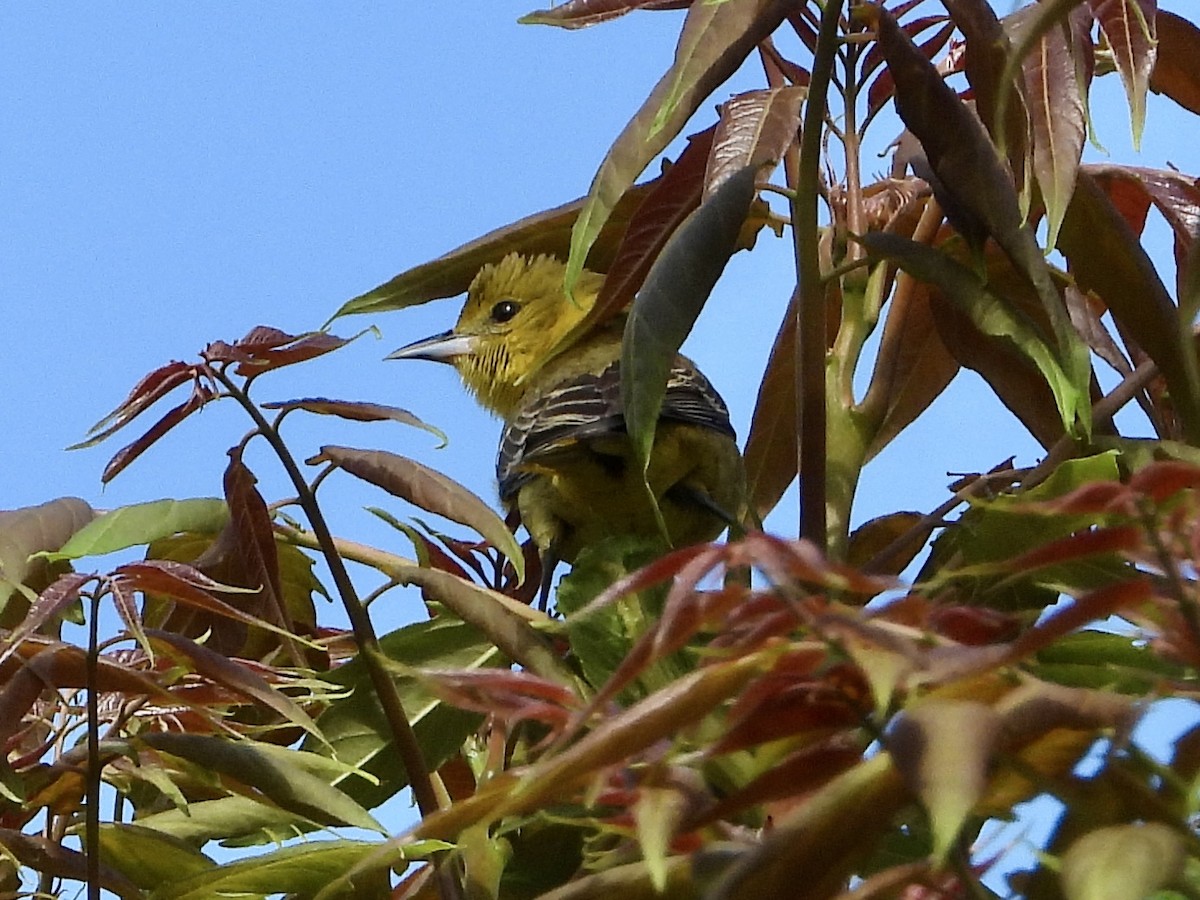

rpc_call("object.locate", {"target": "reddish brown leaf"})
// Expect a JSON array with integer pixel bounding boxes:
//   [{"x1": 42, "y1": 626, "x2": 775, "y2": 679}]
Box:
[
  {"x1": 101, "y1": 383, "x2": 216, "y2": 483},
  {"x1": 1128, "y1": 459, "x2": 1200, "y2": 501},
  {"x1": 707, "y1": 86, "x2": 805, "y2": 200},
  {"x1": 424, "y1": 668, "x2": 579, "y2": 732},
  {"x1": 0, "y1": 572, "x2": 93, "y2": 667},
  {"x1": 1023, "y1": 6, "x2": 1091, "y2": 248},
  {"x1": 0, "y1": 497, "x2": 95, "y2": 608},
  {"x1": 866, "y1": 21, "x2": 957, "y2": 118},
  {"x1": 1009, "y1": 523, "x2": 1142, "y2": 572},
  {"x1": 743, "y1": 290, "x2": 798, "y2": 519},
  {"x1": 1150, "y1": 10, "x2": 1200, "y2": 115},
  {"x1": 112, "y1": 560, "x2": 287, "y2": 635},
  {"x1": 1089, "y1": 0, "x2": 1158, "y2": 144},
  {"x1": 861, "y1": 14, "x2": 951, "y2": 83},
  {"x1": 74, "y1": 361, "x2": 200, "y2": 449},
  {"x1": 311, "y1": 445, "x2": 524, "y2": 581},
  {"x1": 929, "y1": 606, "x2": 1022, "y2": 645},
  {"x1": 520, "y1": 0, "x2": 690, "y2": 28},
  {"x1": 1011, "y1": 578, "x2": 1154, "y2": 658},
  {"x1": 234, "y1": 329, "x2": 350, "y2": 375},
  {"x1": 1041, "y1": 478, "x2": 1136, "y2": 515},
  {"x1": 585, "y1": 127, "x2": 717, "y2": 332},
  {"x1": 261, "y1": 397, "x2": 447, "y2": 444}
]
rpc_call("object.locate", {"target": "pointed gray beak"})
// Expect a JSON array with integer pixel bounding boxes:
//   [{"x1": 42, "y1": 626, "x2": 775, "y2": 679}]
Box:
[{"x1": 385, "y1": 330, "x2": 475, "y2": 363}]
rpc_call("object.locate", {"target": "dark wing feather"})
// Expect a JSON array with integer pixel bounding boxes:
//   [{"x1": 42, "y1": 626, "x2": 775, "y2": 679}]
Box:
[{"x1": 497, "y1": 356, "x2": 734, "y2": 501}]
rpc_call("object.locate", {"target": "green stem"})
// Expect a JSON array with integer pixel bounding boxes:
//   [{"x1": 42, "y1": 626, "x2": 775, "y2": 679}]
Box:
[{"x1": 793, "y1": 0, "x2": 844, "y2": 552}]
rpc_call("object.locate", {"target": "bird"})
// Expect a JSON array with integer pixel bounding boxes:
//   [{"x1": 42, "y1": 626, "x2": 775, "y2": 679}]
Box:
[{"x1": 387, "y1": 252, "x2": 745, "y2": 603}]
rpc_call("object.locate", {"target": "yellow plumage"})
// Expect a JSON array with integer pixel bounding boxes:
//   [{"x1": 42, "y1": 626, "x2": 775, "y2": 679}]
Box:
[{"x1": 389, "y1": 252, "x2": 745, "y2": 587}]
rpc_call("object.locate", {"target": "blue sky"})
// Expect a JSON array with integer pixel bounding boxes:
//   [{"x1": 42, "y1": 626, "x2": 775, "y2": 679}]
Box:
[{"x1": 2, "y1": 0, "x2": 1197, "y2": 878}]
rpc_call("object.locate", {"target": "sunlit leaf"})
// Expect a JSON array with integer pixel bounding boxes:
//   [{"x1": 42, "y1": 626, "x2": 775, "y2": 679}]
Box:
[
  {"x1": 1089, "y1": 0, "x2": 1157, "y2": 147},
  {"x1": 262, "y1": 397, "x2": 448, "y2": 447},
  {"x1": 0, "y1": 497, "x2": 94, "y2": 607},
  {"x1": 45, "y1": 498, "x2": 228, "y2": 562},
  {"x1": 520, "y1": 0, "x2": 690, "y2": 29},
  {"x1": 91, "y1": 824, "x2": 214, "y2": 891}
]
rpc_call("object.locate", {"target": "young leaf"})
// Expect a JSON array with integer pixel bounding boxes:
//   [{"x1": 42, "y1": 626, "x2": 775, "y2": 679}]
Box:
[
  {"x1": 1150, "y1": 10, "x2": 1200, "y2": 115},
  {"x1": 262, "y1": 397, "x2": 448, "y2": 446},
  {"x1": 1089, "y1": 0, "x2": 1158, "y2": 148},
  {"x1": 743, "y1": 289, "x2": 798, "y2": 519},
  {"x1": 520, "y1": 0, "x2": 690, "y2": 29}
]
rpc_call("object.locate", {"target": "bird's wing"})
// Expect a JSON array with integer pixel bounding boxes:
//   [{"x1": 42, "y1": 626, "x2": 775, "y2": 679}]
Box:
[{"x1": 497, "y1": 357, "x2": 734, "y2": 501}]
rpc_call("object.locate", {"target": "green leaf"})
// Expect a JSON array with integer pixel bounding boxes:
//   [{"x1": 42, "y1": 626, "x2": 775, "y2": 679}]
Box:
[
  {"x1": 1060, "y1": 822, "x2": 1185, "y2": 900},
  {"x1": 92, "y1": 824, "x2": 214, "y2": 890},
  {"x1": 142, "y1": 733, "x2": 384, "y2": 833},
  {"x1": 127, "y1": 795, "x2": 315, "y2": 847},
  {"x1": 862, "y1": 233, "x2": 1083, "y2": 438},
  {"x1": 888, "y1": 700, "x2": 1000, "y2": 861},
  {"x1": 149, "y1": 839, "x2": 405, "y2": 900},
  {"x1": 312, "y1": 616, "x2": 502, "y2": 809},
  {"x1": 44, "y1": 498, "x2": 228, "y2": 562}
]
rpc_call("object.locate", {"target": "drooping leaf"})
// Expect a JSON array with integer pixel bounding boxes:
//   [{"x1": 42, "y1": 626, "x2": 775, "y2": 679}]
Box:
[
  {"x1": 888, "y1": 700, "x2": 1000, "y2": 861},
  {"x1": 100, "y1": 383, "x2": 217, "y2": 483},
  {"x1": 1022, "y1": 6, "x2": 1092, "y2": 249},
  {"x1": 622, "y1": 165, "x2": 759, "y2": 478},
  {"x1": 1149, "y1": 10, "x2": 1200, "y2": 115},
  {"x1": 1089, "y1": 0, "x2": 1158, "y2": 147},
  {"x1": 565, "y1": 0, "x2": 790, "y2": 294},
  {"x1": 312, "y1": 445, "x2": 525, "y2": 584},
  {"x1": 45, "y1": 498, "x2": 228, "y2": 562}
]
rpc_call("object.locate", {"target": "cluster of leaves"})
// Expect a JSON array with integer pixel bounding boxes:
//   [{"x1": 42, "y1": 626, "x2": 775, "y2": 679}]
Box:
[{"x1": 5, "y1": 0, "x2": 1200, "y2": 898}]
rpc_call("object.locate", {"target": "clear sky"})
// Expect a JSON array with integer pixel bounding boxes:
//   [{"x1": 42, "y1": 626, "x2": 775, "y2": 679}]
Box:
[{"x1": 2, "y1": 0, "x2": 1197, "y2": 876}]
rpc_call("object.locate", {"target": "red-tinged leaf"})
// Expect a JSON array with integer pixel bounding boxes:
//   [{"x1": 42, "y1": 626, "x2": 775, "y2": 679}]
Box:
[
  {"x1": 1011, "y1": 578, "x2": 1154, "y2": 658},
  {"x1": 372, "y1": 511, "x2": 476, "y2": 583},
  {"x1": 1061, "y1": 822, "x2": 1185, "y2": 900},
  {"x1": 261, "y1": 397, "x2": 448, "y2": 446},
  {"x1": 861, "y1": 15, "x2": 951, "y2": 82},
  {"x1": 861, "y1": 276, "x2": 959, "y2": 462},
  {"x1": 941, "y1": 0, "x2": 1026, "y2": 154},
  {"x1": 312, "y1": 445, "x2": 525, "y2": 584},
  {"x1": 0, "y1": 497, "x2": 95, "y2": 608},
  {"x1": 112, "y1": 560, "x2": 295, "y2": 638},
  {"x1": 714, "y1": 665, "x2": 867, "y2": 754},
  {"x1": 330, "y1": 184, "x2": 655, "y2": 321},
  {"x1": 1060, "y1": 169, "x2": 1200, "y2": 443},
  {"x1": 865, "y1": 21, "x2": 957, "y2": 118},
  {"x1": 1150, "y1": 10, "x2": 1200, "y2": 115},
  {"x1": 707, "y1": 86, "x2": 805, "y2": 200},
  {"x1": 708, "y1": 593, "x2": 804, "y2": 652},
  {"x1": 519, "y1": 0, "x2": 690, "y2": 29},
  {"x1": 0, "y1": 827, "x2": 141, "y2": 899},
  {"x1": 1008, "y1": 524, "x2": 1143, "y2": 572},
  {"x1": 760, "y1": 37, "x2": 811, "y2": 87},
  {"x1": 0, "y1": 572, "x2": 93, "y2": 666},
  {"x1": 109, "y1": 575, "x2": 151, "y2": 660},
  {"x1": 743, "y1": 291, "x2": 798, "y2": 519},
  {"x1": 929, "y1": 606, "x2": 1022, "y2": 645},
  {"x1": 235, "y1": 325, "x2": 297, "y2": 352},
  {"x1": 424, "y1": 669, "x2": 579, "y2": 731},
  {"x1": 584, "y1": 127, "x2": 717, "y2": 334},
  {"x1": 697, "y1": 733, "x2": 863, "y2": 826},
  {"x1": 73, "y1": 361, "x2": 200, "y2": 449},
  {"x1": 708, "y1": 753, "x2": 904, "y2": 900},
  {"x1": 888, "y1": 700, "x2": 1000, "y2": 860},
  {"x1": 1128, "y1": 459, "x2": 1200, "y2": 501},
  {"x1": 222, "y1": 456, "x2": 287, "y2": 631},
  {"x1": 577, "y1": 542, "x2": 728, "y2": 618},
  {"x1": 1023, "y1": 6, "x2": 1091, "y2": 249},
  {"x1": 1089, "y1": 0, "x2": 1157, "y2": 147},
  {"x1": 232, "y1": 330, "x2": 351, "y2": 375},
  {"x1": 145, "y1": 629, "x2": 323, "y2": 742},
  {"x1": 734, "y1": 531, "x2": 895, "y2": 596},
  {"x1": 101, "y1": 383, "x2": 216, "y2": 483},
  {"x1": 564, "y1": 0, "x2": 790, "y2": 294},
  {"x1": 1041, "y1": 478, "x2": 1136, "y2": 516},
  {"x1": 785, "y1": 8, "x2": 818, "y2": 54},
  {"x1": 995, "y1": 679, "x2": 1136, "y2": 747}
]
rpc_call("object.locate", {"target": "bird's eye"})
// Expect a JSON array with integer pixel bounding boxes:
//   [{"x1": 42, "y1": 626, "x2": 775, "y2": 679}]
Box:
[{"x1": 490, "y1": 300, "x2": 520, "y2": 323}]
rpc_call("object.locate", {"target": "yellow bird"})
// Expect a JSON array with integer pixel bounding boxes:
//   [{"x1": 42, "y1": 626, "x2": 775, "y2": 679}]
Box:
[{"x1": 388, "y1": 252, "x2": 745, "y2": 599}]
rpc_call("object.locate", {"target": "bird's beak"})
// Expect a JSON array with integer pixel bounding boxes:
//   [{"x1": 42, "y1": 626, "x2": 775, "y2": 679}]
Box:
[{"x1": 385, "y1": 330, "x2": 475, "y2": 364}]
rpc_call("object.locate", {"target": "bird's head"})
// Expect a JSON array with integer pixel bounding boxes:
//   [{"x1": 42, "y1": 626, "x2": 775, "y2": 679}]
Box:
[{"x1": 388, "y1": 253, "x2": 605, "y2": 417}]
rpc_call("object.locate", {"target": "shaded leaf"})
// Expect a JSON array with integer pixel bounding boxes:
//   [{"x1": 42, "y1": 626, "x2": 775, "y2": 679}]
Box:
[
  {"x1": 0, "y1": 827, "x2": 141, "y2": 899},
  {"x1": 1149, "y1": 10, "x2": 1200, "y2": 115},
  {"x1": 1060, "y1": 822, "x2": 1185, "y2": 900},
  {"x1": 743, "y1": 290, "x2": 798, "y2": 519},
  {"x1": 622, "y1": 165, "x2": 758, "y2": 475},
  {"x1": 312, "y1": 445, "x2": 524, "y2": 584},
  {"x1": 92, "y1": 824, "x2": 214, "y2": 891},
  {"x1": 565, "y1": 0, "x2": 789, "y2": 294}
]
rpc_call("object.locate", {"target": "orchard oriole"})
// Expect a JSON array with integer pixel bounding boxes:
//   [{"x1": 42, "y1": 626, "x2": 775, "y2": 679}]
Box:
[{"x1": 388, "y1": 252, "x2": 744, "y2": 597}]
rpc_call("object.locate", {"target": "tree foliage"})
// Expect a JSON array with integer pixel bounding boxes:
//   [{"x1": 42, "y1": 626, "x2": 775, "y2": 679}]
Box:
[{"x1": 5, "y1": 1, "x2": 1200, "y2": 897}]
